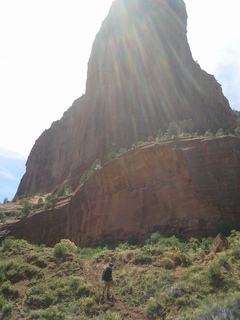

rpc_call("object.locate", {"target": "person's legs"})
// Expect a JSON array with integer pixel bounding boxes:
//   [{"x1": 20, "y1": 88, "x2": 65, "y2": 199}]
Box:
[
  {"x1": 106, "y1": 282, "x2": 111, "y2": 298},
  {"x1": 102, "y1": 281, "x2": 110, "y2": 297}
]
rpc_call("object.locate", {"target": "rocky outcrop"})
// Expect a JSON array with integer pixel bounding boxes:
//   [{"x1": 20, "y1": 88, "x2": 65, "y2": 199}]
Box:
[
  {"x1": 3, "y1": 136, "x2": 240, "y2": 246},
  {"x1": 17, "y1": 0, "x2": 236, "y2": 197}
]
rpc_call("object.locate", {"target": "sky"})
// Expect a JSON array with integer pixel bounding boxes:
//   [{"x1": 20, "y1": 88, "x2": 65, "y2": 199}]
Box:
[{"x1": 0, "y1": 0, "x2": 240, "y2": 202}]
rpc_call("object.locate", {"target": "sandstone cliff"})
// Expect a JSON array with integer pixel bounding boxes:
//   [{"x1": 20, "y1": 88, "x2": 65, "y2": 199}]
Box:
[
  {"x1": 3, "y1": 136, "x2": 239, "y2": 246},
  {"x1": 16, "y1": 0, "x2": 236, "y2": 196}
]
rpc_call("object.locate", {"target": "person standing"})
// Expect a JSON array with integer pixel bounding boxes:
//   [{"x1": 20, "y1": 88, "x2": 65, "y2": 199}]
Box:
[{"x1": 102, "y1": 262, "x2": 114, "y2": 299}]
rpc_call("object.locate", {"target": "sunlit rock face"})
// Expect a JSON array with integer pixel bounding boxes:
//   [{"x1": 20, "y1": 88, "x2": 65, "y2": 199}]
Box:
[
  {"x1": 3, "y1": 137, "x2": 240, "y2": 246},
  {"x1": 17, "y1": 0, "x2": 236, "y2": 196}
]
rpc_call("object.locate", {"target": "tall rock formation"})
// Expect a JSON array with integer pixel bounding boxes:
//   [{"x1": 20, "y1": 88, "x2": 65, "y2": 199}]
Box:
[{"x1": 17, "y1": 0, "x2": 236, "y2": 196}]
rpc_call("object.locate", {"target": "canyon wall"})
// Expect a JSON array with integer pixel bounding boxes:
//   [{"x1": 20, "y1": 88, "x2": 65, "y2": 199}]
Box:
[{"x1": 3, "y1": 136, "x2": 240, "y2": 246}]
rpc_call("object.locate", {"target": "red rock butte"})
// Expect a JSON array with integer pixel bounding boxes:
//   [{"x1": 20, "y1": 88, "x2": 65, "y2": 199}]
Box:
[{"x1": 2, "y1": 0, "x2": 238, "y2": 246}]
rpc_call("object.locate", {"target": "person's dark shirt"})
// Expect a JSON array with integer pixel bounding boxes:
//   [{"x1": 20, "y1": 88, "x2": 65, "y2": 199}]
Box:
[{"x1": 102, "y1": 267, "x2": 112, "y2": 281}]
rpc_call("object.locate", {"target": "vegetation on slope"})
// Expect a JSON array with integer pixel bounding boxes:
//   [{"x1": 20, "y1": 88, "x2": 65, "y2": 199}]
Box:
[{"x1": 1, "y1": 231, "x2": 240, "y2": 319}]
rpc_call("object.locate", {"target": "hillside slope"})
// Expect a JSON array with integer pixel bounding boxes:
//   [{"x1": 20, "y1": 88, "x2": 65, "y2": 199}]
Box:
[{"x1": 1, "y1": 233, "x2": 240, "y2": 319}]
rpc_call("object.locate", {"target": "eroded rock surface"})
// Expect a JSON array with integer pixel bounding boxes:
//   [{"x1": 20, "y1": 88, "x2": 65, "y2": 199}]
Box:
[
  {"x1": 17, "y1": 0, "x2": 236, "y2": 196},
  {"x1": 3, "y1": 137, "x2": 240, "y2": 246}
]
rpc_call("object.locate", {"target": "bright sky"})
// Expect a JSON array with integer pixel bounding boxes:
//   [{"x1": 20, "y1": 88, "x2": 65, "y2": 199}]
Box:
[{"x1": 0, "y1": 0, "x2": 240, "y2": 201}]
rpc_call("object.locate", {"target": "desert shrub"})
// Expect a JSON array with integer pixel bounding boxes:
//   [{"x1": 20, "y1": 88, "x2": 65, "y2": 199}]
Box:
[
  {"x1": 97, "y1": 311, "x2": 121, "y2": 320},
  {"x1": 235, "y1": 122, "x2": 240, "y2": 136},
  {"x1": 161, "y1": 257, "x2": 175, "y2": 269},
  {"x1": 0, "y1": 260, "x2": 41, "y2": 283},
  {"x1": 60, "y1": 239, "x2": 77, "y2": 253},
  {"x1": 207, "y1": 261, "x2": 224, "y2": 287},
  {"x1": 77, "y1": 246, "x2": 108, "y2": 260},
  {"x1": 118, "y1": 147, "x2": 127, "y2": 155},
  {"x1": 215, "y1": 128, "x2": 225, "y2": 137},
  {"x1": 0, "y1": 211, "x2": 6, "y2": 222},
  {"x1": 157, "y1": 235, "x2": 185, "y2": 251},
  {"x1": 0, "y1": 293, "x2": 12, "y2": 317},
  {"x1": 53, "y1": 242, "x2": 68, "y2": 259},
  {"x1": 21, "y1": 199, "x2": 33, "y2": 214},
  {"x1": 145, "y1": 231, "x2": 162, "y2": 245},
  {"x1": 165, "y1": 121, "x2": 181, "y2": 138},
  {"x1": 91, "y1": 159, "x2": 102, "y2": 170},
  {"x1": 204, "y1": 129, "x2": 214, "y2": 137},
  {"x1": 200, "y1": 237, "x2": 213, "y2": 250},
  {"x1": 164, "y1": 251, "x2": 191, "y2": 267},
  {"x1": 3, "y1": 197, "x2": 9, "y2": 204},
  {"x1": 75, "y1": 284, "x2": 93, "y2": 298},
  {"x1": 80, "y1": 296, "x2": 95, "y2": 315},
  {"x1": 115, "y1": 242, "x2": 129, "y2": 251},
  {"x1": 0, "y1": 238, "x2": 14, "y2": 252},
  {"x1": 0, "y1": 280, "x2": 18, "y2": 297},
  {"x1": 196, "y1": 294, "x2": 240, "y2": 319},
  {"x1": 231, "y1": 246, "x2": 240, "y2": 260},
  {"x1": 178, "y1": 119, "x2": 195, "y2": 134},
  {"x1": 42, "y1": 305, "x2": 65, "y2": 320},
  {"x1": 69, "y1": 276, "x2": 82, "y2": 292},
  {"x1": 165, "y1": 286, "x2": 182, "y2": 298},
  {"x1": 133, "y1": 254, "x2": 153, "y2": 265},
  {"x1": 44, "y1": 195, "x2": 57, "y2": 209},
  {"x1": 106, "y1": 151, "x2": 118, "y2": 161},
  {"x1": 144, "y1": 297, "x2": 163, "y2": 319},
  {"x1": 56, "y1": 186, "x2": 73, "y2": 197},
  {"x1": 26, "y1": 286, "x2": 56, "y2": 308},
  {"x1": 79, "y1": 170, "x2": 93, "y2": 185},
  {"x1": 0, "y1": 238, "x2": 33, "y2": 254}
]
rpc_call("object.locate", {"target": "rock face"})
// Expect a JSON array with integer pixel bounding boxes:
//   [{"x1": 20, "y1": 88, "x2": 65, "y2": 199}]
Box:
[
  {"x1": 3, "y1": 136, "x2": 240, "y2": 246},
  {"x1": 17, "y1": 0, "x2": 236, "y2": 196}
]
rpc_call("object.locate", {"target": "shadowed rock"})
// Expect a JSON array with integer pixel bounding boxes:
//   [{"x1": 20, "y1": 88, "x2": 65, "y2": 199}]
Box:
[
  {"x1": 17, "y1": 0, "x2": 236, "y2": 196},
  {"x1": 2, "y1": 136, "x2": 240, "y2": 247}
]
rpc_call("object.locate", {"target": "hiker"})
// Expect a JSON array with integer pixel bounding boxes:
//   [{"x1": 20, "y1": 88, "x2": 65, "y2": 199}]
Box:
[{"x1": 102, "y1": 262, "x2": 114, "y2": 299}]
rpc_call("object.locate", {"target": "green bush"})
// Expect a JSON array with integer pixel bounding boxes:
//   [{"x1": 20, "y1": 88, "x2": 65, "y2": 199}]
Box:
[
  {"x1": 53, "y1": 242, "x2": 68, "y2": 259},
  {"x1": 26, "y1": 286, "x2": 56, "y2": 308},
  {"x1": 79, "y1": 170, "x2": 93, "y2": 185},
  {"x1": 207, "y1": 261, "x2": 224, "y2": 287},
  {"x1": 196, "y1": 294, "x2": 240, "y2": 319},
  {"x1": 0, "y1": 260, "x2": 41, "y2": 283},
  {"x1": 145, "y1": 231, "x2": 162, "y2": 245},
  {"x1": 200, "y1": 237, "x2": 213, "y2": 250},
  {"x1": 0, "y1": 280, "x2": 18, "y2": 297},
  {"x1": 42, "y1": 305, "x2": 65, "y2": 319},
  {"x1": 0, "y1": 238, "x2": 14, "y2": 252},
  {"x1": 0, "y1": 211, "x2": 6, "y2": 222},
  {"x1": 97, "y1": 311, "x2": 121, "y2": 320},
  {"x1": 144, "y1": 297, "x2": 162, "y2": 319},
  {"x1": 21, "y1": 199, "x2": 33, "y2": 214},
  {"x1": 157, "y1": 235, "x2": 185, "y2": 250},
  {"x1": 77, "y1": 246, "x2": 108, "y2": 260},
  {"x1": 161, "y1": 257, "x2": 175, "y2": 269},
  {"x1": 80, "y1": 297, "x2": 94, "y2": 315},
  {"x1": 0, "y1": 293, "x2": 12, "y2": 317}
]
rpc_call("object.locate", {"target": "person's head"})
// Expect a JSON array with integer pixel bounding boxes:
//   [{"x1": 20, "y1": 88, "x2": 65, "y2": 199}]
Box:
[{"x1": 109, "y1": 262, "x2": 114, "y2": 268}]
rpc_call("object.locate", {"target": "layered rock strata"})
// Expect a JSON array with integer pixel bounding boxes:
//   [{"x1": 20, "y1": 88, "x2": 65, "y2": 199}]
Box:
[{"x1": 2, "y1": 136, "x2": 240, "y2": 246}]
